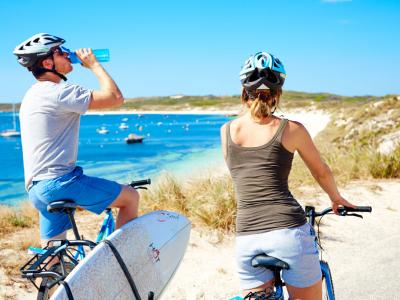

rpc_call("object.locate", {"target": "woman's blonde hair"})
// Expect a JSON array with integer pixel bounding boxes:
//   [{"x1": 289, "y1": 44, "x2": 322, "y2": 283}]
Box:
[{"x1": 241, "y1": 88, "x2": 282, "y2": 122}]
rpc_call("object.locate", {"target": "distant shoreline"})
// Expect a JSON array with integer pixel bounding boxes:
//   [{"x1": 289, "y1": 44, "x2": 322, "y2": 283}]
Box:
[
  {"x1": 0, "y1": 109, "x2": 240, "y2": 116},
  {"x1": 85, "y1": 109, "x2": 240, "y2": 116}
]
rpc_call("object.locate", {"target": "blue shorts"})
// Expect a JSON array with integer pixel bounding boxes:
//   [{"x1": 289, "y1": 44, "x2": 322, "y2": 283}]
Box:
[
  {"x1": 28, "y1": 166, "x2": 122, "y2": 240},
  {"x1": 235, "y1": 223, "x2": 322, "y2": 289}
]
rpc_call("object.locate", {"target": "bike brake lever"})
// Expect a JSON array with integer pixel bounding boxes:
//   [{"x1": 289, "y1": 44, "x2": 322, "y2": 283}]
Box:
[
  {"x1": 347, "y1": 213, "x2": 363, "y2": 219},
  {"x1": 135, "y1": 187, "x2": 148, "y2": 190}
]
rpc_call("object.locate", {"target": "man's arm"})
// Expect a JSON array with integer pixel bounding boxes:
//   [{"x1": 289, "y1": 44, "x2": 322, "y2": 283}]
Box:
[{"x1": 75, "y1": 48, "x2": 124, "y2": 110}]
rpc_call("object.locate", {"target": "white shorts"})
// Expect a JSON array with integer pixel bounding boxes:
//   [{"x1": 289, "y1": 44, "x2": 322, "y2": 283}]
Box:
[{"x1": 236, "y1": 223, "x2": 322, "y2": 289}]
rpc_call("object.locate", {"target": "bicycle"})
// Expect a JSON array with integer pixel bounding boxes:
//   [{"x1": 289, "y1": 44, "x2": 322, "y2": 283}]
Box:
[
  {"x1": 231, "y1": 205, "x2": 372, "y2": 300},
  {"x1": 20, "y1": 179, "x2": 152, "y2": 300}
]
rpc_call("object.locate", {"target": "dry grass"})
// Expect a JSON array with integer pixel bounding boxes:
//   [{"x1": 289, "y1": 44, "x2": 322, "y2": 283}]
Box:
[
  {"x1": 369, "y1": 145, "x2": 400, "y2": 178},
  {"x1": 289, "y1": 95, "x2": 400, "y2": 185},
  {"x1": 0, "y1": 202, "x2": 40, "y2": 279},
  {"x1": 0, "y1": 202, "x2": 38, "y2": 239},
  {"x1": 140, "y1": 173, "x2": 237, "y2": 232}
]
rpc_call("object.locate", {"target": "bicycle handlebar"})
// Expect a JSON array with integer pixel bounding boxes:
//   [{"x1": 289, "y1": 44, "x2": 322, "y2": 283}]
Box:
[
  {"x1": 305, "y1": 205, "x2": 372, "y2": 226},
  {"x1": 307, "y1": 206, "x2": 372, "y2": 217},
  {"x1": 129, "y1": 178, "x2": 151, "y2": 188}
]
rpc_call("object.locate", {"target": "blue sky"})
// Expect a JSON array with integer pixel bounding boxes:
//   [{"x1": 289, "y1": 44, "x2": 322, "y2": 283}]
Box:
[{"x1": 0, "y1": 0, "x2": 399, "y2": 102}]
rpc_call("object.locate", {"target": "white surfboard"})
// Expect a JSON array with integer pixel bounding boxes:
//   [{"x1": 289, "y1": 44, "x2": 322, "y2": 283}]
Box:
[{"x1": 51, "y1": 210, "x2": 191, "y2": 299}]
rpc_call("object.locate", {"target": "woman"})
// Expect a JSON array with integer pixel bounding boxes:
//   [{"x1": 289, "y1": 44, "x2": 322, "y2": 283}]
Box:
[{"x1": 220, "y1": 52, "x2": 355, "y2": 299}]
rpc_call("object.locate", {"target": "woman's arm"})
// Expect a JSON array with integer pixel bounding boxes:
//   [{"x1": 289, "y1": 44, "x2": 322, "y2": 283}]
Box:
[{"x1": 291, "y1": 122, "x2": 356, "y2": 213}]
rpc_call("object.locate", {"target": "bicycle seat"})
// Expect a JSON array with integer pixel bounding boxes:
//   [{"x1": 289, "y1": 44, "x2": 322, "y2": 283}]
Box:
[
  {"x1": 251, "y1": 254, "x2": 290, "y2": 270},
  {"x1": 47, "y1": 200, "x2": 78, "y2": 214}
]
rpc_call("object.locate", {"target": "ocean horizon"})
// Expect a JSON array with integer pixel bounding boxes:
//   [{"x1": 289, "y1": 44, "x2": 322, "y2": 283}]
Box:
[{"x1": 0, "y1": 112, "x2": 231, "y2": 206}]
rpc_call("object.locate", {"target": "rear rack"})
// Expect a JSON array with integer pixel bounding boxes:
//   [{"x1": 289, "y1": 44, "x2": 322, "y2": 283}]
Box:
[{"x1": 20, "y1": 239, "x2": 96, "y2": 290}]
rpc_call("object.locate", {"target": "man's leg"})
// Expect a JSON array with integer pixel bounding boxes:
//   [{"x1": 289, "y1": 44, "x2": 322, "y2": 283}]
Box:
[
  {"x1": 109, "y1": 185, "x2": 140, "y2": 228},
  {"x1": 41, "y1": 231, "x2": 67, "y2": 248},
  {"x1": 36, "y1": 231, "x2": 68, "y2": 288}
]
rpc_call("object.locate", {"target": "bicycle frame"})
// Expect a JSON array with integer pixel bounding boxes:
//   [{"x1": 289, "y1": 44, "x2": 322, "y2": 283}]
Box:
[
  {"x1": 320, "y1": 261, "x2": 335, "y2": 300},
  {"x1": 27, "y1": 208, "x2": 114, "y2": 262},
  {"x1": 70, "y1": 208, "x2": 115, "y2": 261},
  {"x1": 96, "y1": 208, "x2": 115, "y2": 243}
]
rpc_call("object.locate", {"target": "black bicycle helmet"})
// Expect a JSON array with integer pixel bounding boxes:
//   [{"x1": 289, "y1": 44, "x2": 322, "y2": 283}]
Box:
[{"x1": 239, "y1": 51, "x2": 286, "y2": 93}]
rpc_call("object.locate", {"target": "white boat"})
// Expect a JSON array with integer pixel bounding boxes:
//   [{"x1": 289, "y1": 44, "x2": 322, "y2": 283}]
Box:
[
  {"x1": 0, "y1": 103, "x2": 20, "y2": 138},
  {"x1": 0, "y1": 129, "x2": 21, "y2": 137},
  {"x1": 119, "y1": 122, "x2": 129, "y2": 130},
  {"x1": 96, "y1": 126, "x2": 109, "y2": 134}
]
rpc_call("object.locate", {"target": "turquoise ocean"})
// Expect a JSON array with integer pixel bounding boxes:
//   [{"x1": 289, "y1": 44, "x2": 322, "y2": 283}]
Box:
[{"x1": 0, "y1": 112, "x2": 231, "y2": 206}]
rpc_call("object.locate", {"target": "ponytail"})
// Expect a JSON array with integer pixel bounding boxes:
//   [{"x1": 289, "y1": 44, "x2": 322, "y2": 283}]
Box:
[{"x1": 241, "y1": 88, "x2": 282, "y2": 122}]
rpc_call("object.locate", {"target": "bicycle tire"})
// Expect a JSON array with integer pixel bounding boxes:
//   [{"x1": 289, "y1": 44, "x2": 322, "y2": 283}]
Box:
[
  {"x1": 320, "y1": 260, "x2": 335, "y2": 300},
  {"x1": 37, "y1": 262, "x2": 75, "y2": 300}
]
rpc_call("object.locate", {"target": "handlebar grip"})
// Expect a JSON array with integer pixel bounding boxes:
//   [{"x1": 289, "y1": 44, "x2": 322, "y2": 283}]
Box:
[
  {"x1": 350, "y1": 206, "x2": 372, "y2": 213},
  {"x1": 338, "y1": 206, "x2": 372, "y2": 213},
  {"x1": 130, "y1": 179, "x2": 151, "y2": 188}
]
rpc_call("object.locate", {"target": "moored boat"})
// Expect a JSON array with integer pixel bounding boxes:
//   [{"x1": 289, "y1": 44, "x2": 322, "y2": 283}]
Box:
[
  {"x1": 1, "y1": 103, "x2": 20, "y2": 138},
  {"x1": 96, "y1": 126, "x2": 109, "y2": 134},
  {"x1": 125, "y1": 133, "x2": 144, "y2": 144}
]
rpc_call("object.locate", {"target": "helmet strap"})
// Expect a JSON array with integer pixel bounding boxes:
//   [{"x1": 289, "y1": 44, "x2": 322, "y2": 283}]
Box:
[
  {"x1": 31, "y1": 66, "x2": 67, "y2": 81},
  {"x1": 50, "y1": 65, "x2": 68, "y2": 81},
  {"x1": 30, "y1": 55, "x2": 67, "y2": 81}
]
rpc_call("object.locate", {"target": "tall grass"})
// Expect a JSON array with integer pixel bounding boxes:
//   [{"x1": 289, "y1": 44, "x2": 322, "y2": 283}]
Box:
[
  {"x1": 0, "y1": 202, "x2": 38, "y2": 238},
  {"x1": 369, "y1": 145, "x2": 400, "y2": 178},
  {"x1": 0, "y1": 202, "x2": 40, "y2": 278},
  {"x1": 140, "y1": 174, "x2": 237, "y2": 232}
]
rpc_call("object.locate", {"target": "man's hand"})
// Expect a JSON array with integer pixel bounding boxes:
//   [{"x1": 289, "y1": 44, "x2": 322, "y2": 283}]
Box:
[{"x1": 75, "y1": 48, "x2": 99, "y2": 69}]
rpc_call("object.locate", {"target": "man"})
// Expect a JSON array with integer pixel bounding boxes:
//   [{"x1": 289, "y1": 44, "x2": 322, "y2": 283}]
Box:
[{"x1": 14, "y1": 33, "x2": 139, "y2": 245}]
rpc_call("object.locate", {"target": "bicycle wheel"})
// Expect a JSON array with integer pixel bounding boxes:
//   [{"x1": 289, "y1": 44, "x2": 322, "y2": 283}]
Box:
[
  {"x1": 37, "y1": 262, "x2": 75, "y2": 300},
  {"x1": 320, "y1": 260, "x2": 335, "y2": 300}
]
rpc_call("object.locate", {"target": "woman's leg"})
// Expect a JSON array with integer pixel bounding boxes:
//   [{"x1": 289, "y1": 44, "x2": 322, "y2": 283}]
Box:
[{"x1": 286, "y1": 279, "x2": 322, "y2": 300}]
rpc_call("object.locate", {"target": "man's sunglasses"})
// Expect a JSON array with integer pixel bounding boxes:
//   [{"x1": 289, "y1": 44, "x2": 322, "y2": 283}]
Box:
[{"x1": 52, "y1": 47, "x2": 65, "y2": 56}]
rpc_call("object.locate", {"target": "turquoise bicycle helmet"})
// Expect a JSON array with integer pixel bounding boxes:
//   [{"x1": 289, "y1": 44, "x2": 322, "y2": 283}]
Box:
[{"x1": 239, "y1": 51, "x2": 286, "y2": 93}]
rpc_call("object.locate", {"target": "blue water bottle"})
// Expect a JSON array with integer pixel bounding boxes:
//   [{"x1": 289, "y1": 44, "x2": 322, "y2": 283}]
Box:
[{"x1": 62, "y1": 47, "x2": 110, "y2": 64}]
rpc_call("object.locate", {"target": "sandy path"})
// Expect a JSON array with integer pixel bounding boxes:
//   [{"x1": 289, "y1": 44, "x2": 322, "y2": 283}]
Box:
[
  {"x1": 163, "y1": 180, "x2": 400, "y2": 299},
  {"x1": 316, "y1": 180, "x2": 400, "y2": 299}
]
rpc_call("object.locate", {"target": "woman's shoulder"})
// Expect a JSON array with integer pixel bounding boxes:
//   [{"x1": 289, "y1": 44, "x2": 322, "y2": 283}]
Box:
[
  {"x1": 281, "y1": 119, "x2": 312, "y2": 147},
  {"x1": 220, "y1": 119, "x2": 233, "y2": 135},
  {"x1": 284, "y1": 119, "x2": 307, "y2": 132},
  {"x1": 221, "y1": 116, "x2": 243, "y2": 129}
]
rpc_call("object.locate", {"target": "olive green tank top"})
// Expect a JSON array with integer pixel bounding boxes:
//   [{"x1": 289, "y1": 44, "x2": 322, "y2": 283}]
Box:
[{"x1": 226, "y1": 118, "x2": 306, "y2": 236}]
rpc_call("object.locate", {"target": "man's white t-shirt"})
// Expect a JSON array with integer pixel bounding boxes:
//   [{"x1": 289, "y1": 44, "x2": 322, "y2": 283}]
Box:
[{"x1": 20, "y1": 81, "x2": 92, "y2": 190}]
